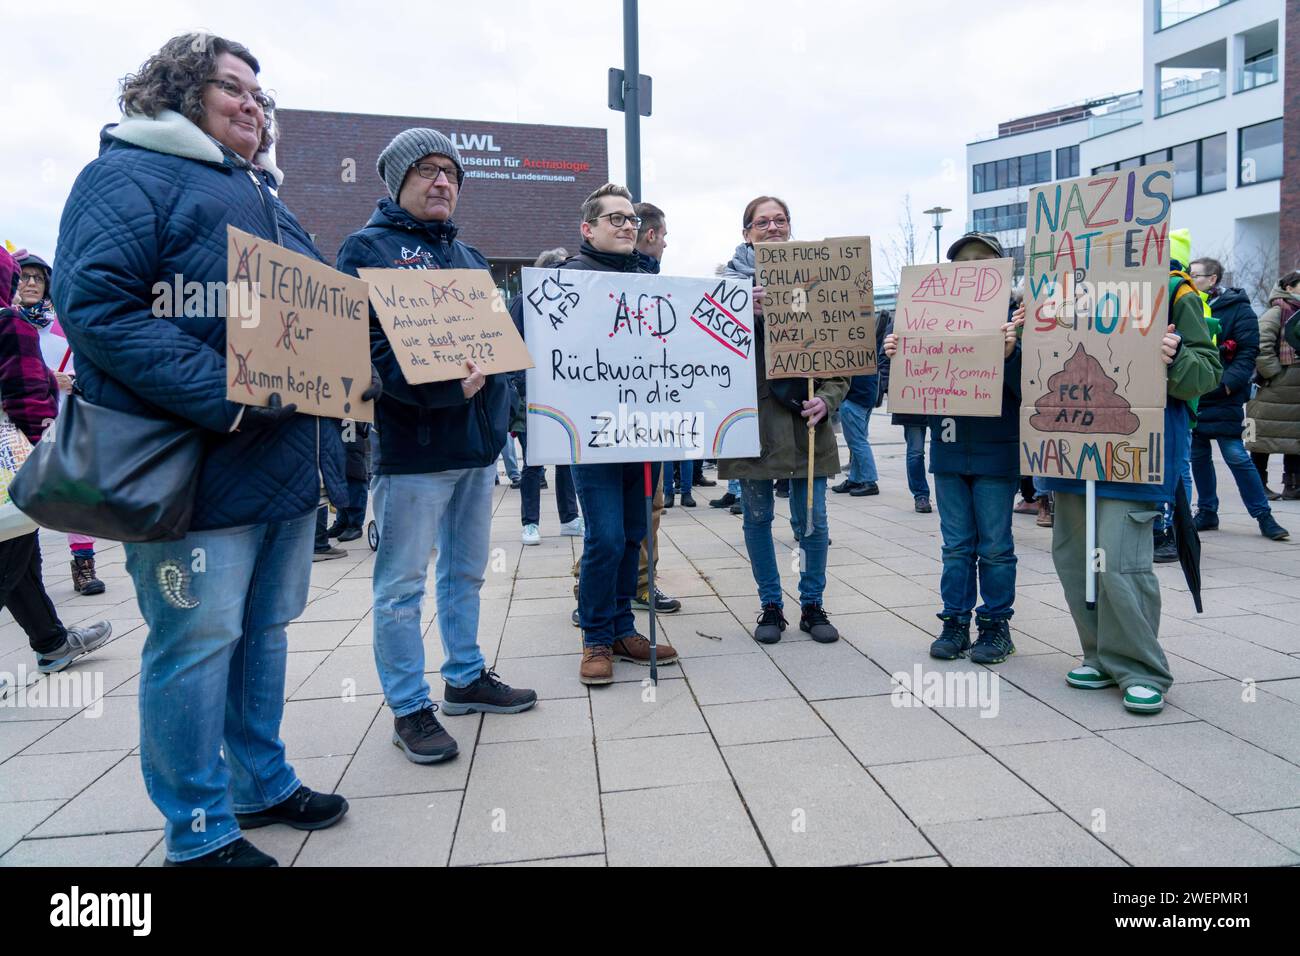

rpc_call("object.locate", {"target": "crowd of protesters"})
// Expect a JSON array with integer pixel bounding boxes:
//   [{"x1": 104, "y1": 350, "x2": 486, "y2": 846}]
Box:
[{"x1": 2, "y1": 31, "x2": 1298, "y2": 865}]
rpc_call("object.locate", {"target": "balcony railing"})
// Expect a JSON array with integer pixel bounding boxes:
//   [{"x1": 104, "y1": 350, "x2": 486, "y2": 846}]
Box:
[
  {"x1": 1237, "y1": 54, "x2": 1278, "y2": 92},
  {"x1": 1087, "y1": 97, "x2": 1144, "y2": 138},
  {"x1": 1157, "y1": 70, "x2": 1225, "y2": 116},
  {"x1": 1157, "y1": 0, "x2": 1234, "y2": 31}
]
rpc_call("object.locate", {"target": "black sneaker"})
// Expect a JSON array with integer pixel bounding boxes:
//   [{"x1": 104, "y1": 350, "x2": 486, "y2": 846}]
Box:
[
  {"x1": 929, "y1": 618, "x2": 971, "y2": 660},
  {"x1": 664, "y1": 493, "x2": 675, "y2": 509},
  {"x1": 442, "y1": 668, "x2": 537, "y2": 715},
  {"x1": 1193, "y1": 510, "x2": 1219, "y2": 532},
  {"x1": 969, "y1": 617, "x2": 1016, "y2": 664},
  {"x1": 709, "y1": 492, "x2": 737, "y2": 509},
  {"x1": 729, "y1": 501, "x2": 743, "y2": 515},
  {"x1": 831, "y1": 480, "x2": 861, "y2": 494},
  {"x1": 392, "y1": 704, "x2": 459, "y2": 764},
  {"x1": 164, "y1": 837, "x2": 278, "y2": 867},
  {"x1": 326, "y1": 519, "x2": 346, "y2": 538},
  {"x1": 337, "y1": 526, "x2": 363, "y2": 542},
  {"x1": 680, "y1": 494, "x2": 697, "y2": 507},
  {"x1": 632, "y1": 587, "x2": 681, "y2": 613},
  {"x1": 1153, "y1": 527, "x2": 1178, "y2": 563},
  {"x1": 799, "y1": 604, "x2": 839, "y2": 643},
  {"x1": 849, "y1": 481, "x2": 880, "y2": 497},
  {"x1": 509, "y1": 476, "x2": 522, "y2": 489},
  {"x1": 235, "y1": 785, "x2": 349, "y2": 831},
  {"x1": 1259, "y1": 513, "x2": 1290, "y2": 541},
  {"x1": 915, "y1": 495, "x2": 932, "y2": 513},
  {"x1": 754, "y1": 603, "x2": 787, "y2": 644}
]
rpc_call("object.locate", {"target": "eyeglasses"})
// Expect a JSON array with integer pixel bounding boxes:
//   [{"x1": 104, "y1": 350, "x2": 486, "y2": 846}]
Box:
[
  {"x1": 206, "y1": 78, "x2": 273, "y2": 112},
  {"x1": 746, "y1": 216, "x2": 790, "y2": 231},
  {"x1": 411, "y1": 162, "x2": 459, "y2": 185},
  {"x1": 588, "y1": 212, "x2": 641, "y2": 229},
  {"x1": 18, "y1": 273, "x2": 45, "y2": 285}
]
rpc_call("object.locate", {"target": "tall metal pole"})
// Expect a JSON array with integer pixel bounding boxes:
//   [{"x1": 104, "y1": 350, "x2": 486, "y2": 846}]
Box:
[
  {"x1": 623, "y1": 0, "x2": 641, "y2": 201},
  {"x1": 934, "y1": 225, "x2": 941, "y2": 264}
]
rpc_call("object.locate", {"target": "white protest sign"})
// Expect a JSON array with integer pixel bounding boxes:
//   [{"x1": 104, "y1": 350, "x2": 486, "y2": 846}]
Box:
[{"x1": 521, "y1": 267, "x2": 760, "y2": 465}]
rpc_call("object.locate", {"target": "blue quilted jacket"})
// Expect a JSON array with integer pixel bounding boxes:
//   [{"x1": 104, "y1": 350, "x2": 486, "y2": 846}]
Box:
[{"x1": 52, "y1": 110, "x2": 347, "y2": 531}]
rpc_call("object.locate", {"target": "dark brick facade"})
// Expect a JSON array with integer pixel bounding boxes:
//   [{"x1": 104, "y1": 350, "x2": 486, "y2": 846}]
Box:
[
  {"x1": 1283, "y1": 0, "x2": 1300, "y2": 272},
  {"x1": 273, "y1": 109, "x2": 609, "y2": 269}
]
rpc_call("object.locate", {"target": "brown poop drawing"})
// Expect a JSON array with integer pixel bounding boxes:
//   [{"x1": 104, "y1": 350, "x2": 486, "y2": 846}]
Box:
[{"x1": 1030, "y1": 342, "x2": 1140, "y2": 435}]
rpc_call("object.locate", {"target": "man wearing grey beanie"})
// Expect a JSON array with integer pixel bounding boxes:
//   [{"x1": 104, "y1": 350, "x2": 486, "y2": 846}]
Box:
[{"x1": 336, "y1": 127, "x2": 537, "y2": 766}]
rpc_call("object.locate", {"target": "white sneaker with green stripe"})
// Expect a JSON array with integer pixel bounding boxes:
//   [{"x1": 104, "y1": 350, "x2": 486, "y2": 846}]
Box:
[
  {"x1": 1065, "y1": 665, "x2": 1116, "y2": 689},
  {"x1": 1123, "y1": 685, "x2": 1165, "y2": 713}
]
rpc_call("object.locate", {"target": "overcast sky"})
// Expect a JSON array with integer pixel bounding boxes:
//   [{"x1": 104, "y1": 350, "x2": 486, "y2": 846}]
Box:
[{"x1": 3, "y1": 0, "x2": 1142, "y2": 281}]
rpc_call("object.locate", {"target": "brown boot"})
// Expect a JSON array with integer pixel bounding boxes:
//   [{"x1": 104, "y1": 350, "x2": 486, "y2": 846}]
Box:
[
  {"x1": 611, "y1": 632, "x2": 679, "y2": 666},
  {"x1": 71, "y1": 556, "x2": 106, "y2": 596},
  {"x1": 579, "y1": 644, "x2": 614, "y2": 685},
  {"x1": 1036, "y1": 496, "x2": 1054, "y2": 528}
]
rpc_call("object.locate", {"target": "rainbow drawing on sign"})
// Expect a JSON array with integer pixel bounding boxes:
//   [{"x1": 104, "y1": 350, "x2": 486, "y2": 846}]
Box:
[
  {"x1": 712, "y1": 408, "x2": 758, "y2": 456},
  {"x1": 527, "y1": 403, "x2": 581, "y2": 463}
]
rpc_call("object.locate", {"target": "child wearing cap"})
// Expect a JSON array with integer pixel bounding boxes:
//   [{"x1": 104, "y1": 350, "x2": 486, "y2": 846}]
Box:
[{"x1": 884, "y1": 232, "x2": 1024, "y2": 664}]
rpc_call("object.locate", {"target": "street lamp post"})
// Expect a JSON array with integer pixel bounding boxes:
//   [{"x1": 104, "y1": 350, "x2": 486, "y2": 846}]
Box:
[{"x1": 923, "y1": 206, "x2": 951, "y2": 264}]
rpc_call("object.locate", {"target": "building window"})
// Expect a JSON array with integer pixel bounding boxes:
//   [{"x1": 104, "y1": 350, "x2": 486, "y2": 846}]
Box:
[
  {"x1": 972, "y1": 203, "x2": 1028, "y2": 233},
  {"x1": 1201, "y1": 132, "x2": 1227, "y2": 192},
  {"x1": 1092, "y1": 162, "x2": 1120, "y2": 174},
  {"x1": 1171, "y1": 141, "x2": 1198, "y2": 198},
  {"x1": 972, "y1": 150, "x2": 1053, "y2": 194},
  {"x1": 1144, "y1": 149, "x2": 1171, "y2": 167},
  {"x1": 1238, "y1": 118, "x2": 1282, "y2": 186},
  {"x1": 1056, "y1": 145, "x2": 1079, "y2": 179}
]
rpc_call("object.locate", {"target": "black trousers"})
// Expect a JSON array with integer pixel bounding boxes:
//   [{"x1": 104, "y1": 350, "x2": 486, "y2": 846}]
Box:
[{"x1": 0, "y1": 532, "x2": 67, "y2": 654}]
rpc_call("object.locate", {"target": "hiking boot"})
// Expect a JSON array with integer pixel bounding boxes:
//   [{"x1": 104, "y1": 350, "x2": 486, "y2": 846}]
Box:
[
  {"x1": 612, "y1": 633, "x2": 679, "y2": 666},
  {"x1": 559, "y1": 516, "x2": 584, "y2": 537},
  {"x1": 1036, "y1": 496, "x2": 1054, "y2": 528},
  {"x1": 1066, "y1": 665, "x2": 1116, "y2": 689},
  {"x1": 969, "y1": 617, "x2": 1016, "y2": 664},
  {"x1": 914, "y1": 495, "x2": 932, "y2": 514},
  {"x1": 1193, "y1": 509, "x2": 1219, "y2": 532},
  {"x1": 1152, "y1": 527, "x2": 1178, "y2": 564},
  {"x1": 849, "y1": 481, "x2": 880, "y2": 497},
  {"x1": 36, "y1": 621, "x2": 113, "y2": 674},
  {"x1": 929, "y1": 618, "x2": 971, "y2": 660},
  {"x1": 236, "y1": 785, "x2": 349, "y2": 831},
  {"x1": 680, "y1": 494, "x2": 697, "y2": 507},
  {"x1": 632, "y1": 587, "x2": 681, "y2": 613},
  {"x1": 831, "y1": 479, "x2": 861, "y2": 494},
  {"x1": 392, "y1": 704, "x2": 458, "y2": 764},
  {"x1": 799, "y1": 603, "x2": 839, "y2": 642},
  {"x1": 1123, "y1": 685, "x2": 1165, "y2": 714},
  {"x1": 579, "y1": 644, "x2": 614, "y2": 685},
  {"x1": 164, "y1": 837, "x2": 277, "y2": 867},
  {"x1": 521, "y1": 523, "x2": 541, "y2": 545},
  {"x1": 313, "y1": 546, "x2": 346, "y2": 562},
  {"x1": 754, "y1": 603, "x2": 787, "y2": 644},
  {"x1": 442, "y1": 668, "x2": 537, "y2": 715},
  {"x1": 70, "y1": 556, "x2": 105, "y2": 596},
  {"x1": 337, "y1": 526, "x2": 362, "y2": 543},
  {"x1": 1259, "y1": 513, "x2": 1289, "y2": 541},
  {"x1": 729, "y1": 501, "x2": 743, "y2": 515},
  {"x1": 709, "y1": 492, "x2": 737, "y2": 509}
]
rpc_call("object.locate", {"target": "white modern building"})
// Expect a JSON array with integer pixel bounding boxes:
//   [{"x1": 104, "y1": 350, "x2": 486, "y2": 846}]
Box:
[{"x1": 966, "y1": 0, "x2": 1286, "y2": 306}]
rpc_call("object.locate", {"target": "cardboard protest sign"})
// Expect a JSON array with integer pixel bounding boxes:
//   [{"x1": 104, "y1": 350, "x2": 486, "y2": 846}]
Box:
[
  {"x1": 520, "y1": 268, "x2": 759, "y2": 465},
  {"x1": 889, "y1": 258, "x2": 1014, "y2": 417},
  {"x1": 358, "y1": 268, "x2": 533, "y2": 384},
  {"x1": 1020, "y1": 163, "x2": 1174, "y2": 484},
  {"x1": 755, "y1": 237, "x2": 876, "y2": 379},
  {"x1": 226, "y1": 225, "x2": 372, "y2": 422}
]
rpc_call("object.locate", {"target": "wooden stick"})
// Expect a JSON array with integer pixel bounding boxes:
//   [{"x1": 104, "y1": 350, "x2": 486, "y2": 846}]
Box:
[{"x1": 807, "y1": 378, "x2": 815, "y2": 533}]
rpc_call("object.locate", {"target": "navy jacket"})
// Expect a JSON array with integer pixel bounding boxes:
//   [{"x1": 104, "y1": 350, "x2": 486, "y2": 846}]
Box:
[
  {"x1": 53, "y1": 117, "x2": 346, "y2": 531},
  {"x1": 927, "y1": 346, "x2": 1023, "y2": 477},
  {"x1": 845, "y1": 318, "x2": 890, "y2": 407},
  {"x1": 1193, "y1": 287, "x2": 1259, "y2": 440},
  {"x1": 335, "y1": 199, "x2": 508, "y2": 475}
]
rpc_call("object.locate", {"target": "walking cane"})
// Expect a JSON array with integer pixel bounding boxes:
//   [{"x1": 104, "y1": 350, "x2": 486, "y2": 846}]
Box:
[
  {"x1": 644, "y1": 461, "x2": 658, "y2": 685},
  {"x1": 1085, "y1": 478, "x2": 1097, "y2": 611}
]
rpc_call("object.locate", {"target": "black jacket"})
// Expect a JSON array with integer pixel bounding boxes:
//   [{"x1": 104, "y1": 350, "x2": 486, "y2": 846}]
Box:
[
  {"x1": 335, "y1": 199, "x2": 508, "y2": 474},
  {"x1": 845, "y1": 318, "x2": 890, "y2": 407},
  {"x1": 1194, "y1": 286, "x2": 1260, "y2": 439}
]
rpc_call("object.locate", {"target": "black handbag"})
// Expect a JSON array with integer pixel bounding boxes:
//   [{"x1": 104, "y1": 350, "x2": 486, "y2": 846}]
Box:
[{"x1": 10, "y1": 390, "x2": 204, "y2": 542}]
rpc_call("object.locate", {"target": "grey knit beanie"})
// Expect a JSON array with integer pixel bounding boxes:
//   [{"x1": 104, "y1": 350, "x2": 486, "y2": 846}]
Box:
[{"x1": 376, "y1": 128, "x2": 465, "y2": 200}]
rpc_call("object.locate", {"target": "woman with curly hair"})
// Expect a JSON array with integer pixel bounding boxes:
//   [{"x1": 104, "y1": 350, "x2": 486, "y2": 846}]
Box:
[{"x1": 53, "y1": 33, "x2": 363, "y2": 867}]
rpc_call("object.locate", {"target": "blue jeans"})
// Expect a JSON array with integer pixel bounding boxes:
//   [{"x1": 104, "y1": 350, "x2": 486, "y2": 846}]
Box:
[
  {"x1": 739, "y1": 477, "x2": 828, "y2": 607},
  {"x1": 665, "y1": 460, "x2": 695, "y2": 496},
  {"x1": 1191, "y1": 434, "x2": 1271, "y2": 519},
  {"x1": 372, "y1": 466, "x2": 492, "y2": 714},
  {"x1": 518, "y1": 432, "x2": 578, "y2": 526},
  {"x1": 499, "y1": 435, "x2": 521, "y2": 481},
  {"x1": 839, "y1": 399, "x2": 878, "y2": 484},
  {"x1": 125, "y1": 511, "x2": 314, "y2": 862},
  {"x1": 934, "y1": 473, "x2": 1017, "y2": 622},
  {"x1": 571, "y1": 462, "x2": 657, "y2": 644},
  {"x1": 904, "y1": 424, "x2": 930, "y2": 498}
]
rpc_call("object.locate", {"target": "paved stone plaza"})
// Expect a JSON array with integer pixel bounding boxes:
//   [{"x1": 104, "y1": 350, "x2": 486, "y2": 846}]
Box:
[{"x1": 2, "y1": 414, "x2": 1299, "y2": 867}]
